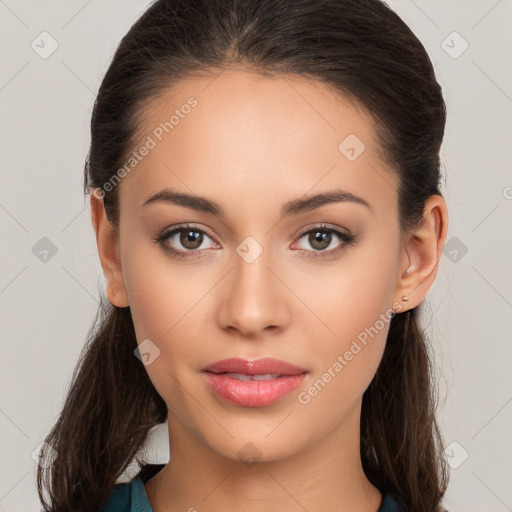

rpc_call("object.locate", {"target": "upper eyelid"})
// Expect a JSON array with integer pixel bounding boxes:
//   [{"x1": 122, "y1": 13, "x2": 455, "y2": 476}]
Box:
[
  {"x1": 164, "y1": 223, "x2": 218, "y2": 242},
  {"x1": 295, "y1": 222, "x2": 352, "y2": 237}
]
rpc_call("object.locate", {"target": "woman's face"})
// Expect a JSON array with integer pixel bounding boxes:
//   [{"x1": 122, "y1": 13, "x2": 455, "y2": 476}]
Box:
[{"x1": 112, "y1": 70, "x2": 406, "y2": 462}]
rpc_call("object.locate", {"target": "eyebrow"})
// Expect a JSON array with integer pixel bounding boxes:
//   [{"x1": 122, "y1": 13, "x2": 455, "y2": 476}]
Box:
[{"x1": 141, "y1": 187, "x2": 373, "y2": 217}]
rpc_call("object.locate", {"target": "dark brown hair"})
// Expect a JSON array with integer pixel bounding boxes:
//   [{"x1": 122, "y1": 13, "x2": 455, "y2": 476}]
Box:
[{"x1": 37, "y1": 0, "x2": 449, "y2": 510}]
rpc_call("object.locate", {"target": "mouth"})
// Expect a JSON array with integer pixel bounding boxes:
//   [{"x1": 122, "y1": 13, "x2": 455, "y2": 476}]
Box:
[
  {"x1": 206, "y1": 372, "x2": 290, "y2": 381},
  {"x1": 201, "y1": 357, "x2": 308, "y2": 376},
  {"x1": 201, "y1": 358, "x2": 309, "y2": 407}
]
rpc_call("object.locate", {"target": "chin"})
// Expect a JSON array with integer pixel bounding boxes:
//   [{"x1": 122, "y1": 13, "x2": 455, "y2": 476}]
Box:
[{"x1": 203, "y1": 430, "x2": 305, "y2": 466}]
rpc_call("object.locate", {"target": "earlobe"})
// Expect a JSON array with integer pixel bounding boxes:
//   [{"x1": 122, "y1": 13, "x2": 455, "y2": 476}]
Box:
[
  {"x1": 394, "y1": 195, "x2": 449, "y2": 311},
  {"x1": 89, "y1": 190, "x2": 129, "y2": 307}
]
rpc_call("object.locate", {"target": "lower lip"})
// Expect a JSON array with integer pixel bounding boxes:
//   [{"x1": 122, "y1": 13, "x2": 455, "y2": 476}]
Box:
[{"x1": 202, "y1": 372, "x2": 308, "y2": 407}]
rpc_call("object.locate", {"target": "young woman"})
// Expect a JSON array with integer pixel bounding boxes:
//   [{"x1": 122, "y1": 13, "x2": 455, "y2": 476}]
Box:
[{"x1": 37, "y1": 0, "x2": 451, "y2": 511}]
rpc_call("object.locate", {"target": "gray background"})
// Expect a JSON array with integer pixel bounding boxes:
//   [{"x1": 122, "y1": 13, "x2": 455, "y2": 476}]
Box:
[{"x1": 1, "y1": 1, "x2": 511, "y2": 511}]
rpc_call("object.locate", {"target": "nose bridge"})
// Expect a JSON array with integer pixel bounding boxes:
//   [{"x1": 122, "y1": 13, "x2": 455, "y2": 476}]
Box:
[
  {"x1": 218, "y1": 234, "x2": 288, "y2": 334},
  {"x1": 231, "y1": 234, "x2": 277, "y2": 301}
]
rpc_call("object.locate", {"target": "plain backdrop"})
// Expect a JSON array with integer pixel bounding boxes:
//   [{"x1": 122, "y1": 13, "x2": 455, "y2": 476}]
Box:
[{"x1": 1, "y1": 1, "x2": 511, "y2": 511}]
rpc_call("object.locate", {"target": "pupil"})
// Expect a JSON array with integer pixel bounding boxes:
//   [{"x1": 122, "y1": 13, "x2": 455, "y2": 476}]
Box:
[
  {"x1": 311, "y1": 230, "x2": 330, "y2": 250},
  {"x1": 182, "y1": 230, "x2": 202, "y2": 248}
]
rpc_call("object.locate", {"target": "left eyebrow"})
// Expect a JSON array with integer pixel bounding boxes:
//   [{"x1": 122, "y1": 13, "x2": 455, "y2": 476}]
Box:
[
  {"x1": 140, "y1": 187, "x2": 373, "y2": 217},
  {"x1": 281, "y1": 189, "x2": 373, "y2": 216}
]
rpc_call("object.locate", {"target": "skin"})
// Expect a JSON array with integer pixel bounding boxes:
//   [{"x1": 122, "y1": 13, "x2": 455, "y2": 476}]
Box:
[{"x1": 90, "y1": 69, "x2": 448, "y2": 512}]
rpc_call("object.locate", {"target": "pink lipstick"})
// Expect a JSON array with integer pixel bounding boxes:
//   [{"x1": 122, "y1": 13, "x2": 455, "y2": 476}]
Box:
[{"x1": 201, "y1": 357, "x2": 309, "y2": 407}]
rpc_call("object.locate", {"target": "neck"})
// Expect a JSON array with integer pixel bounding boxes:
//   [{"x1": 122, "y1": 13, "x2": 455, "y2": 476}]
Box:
[{"x1": 144, "y1": 401, "x2": 382, "y2": 512}]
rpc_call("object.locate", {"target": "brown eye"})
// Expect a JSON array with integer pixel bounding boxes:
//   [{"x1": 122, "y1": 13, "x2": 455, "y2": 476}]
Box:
[
  {"x1": 307, "y1": 230, "x2": 333, "y2": 251},
  {"x1": 154, "y1": 223, "x2": 218, "y2": 259},
  {"x1": 178, "y1": 228, "x2": 203, "y2": 250},
  {"x1": 294, "y1": 224, "x2": 358, "y2": 260}
]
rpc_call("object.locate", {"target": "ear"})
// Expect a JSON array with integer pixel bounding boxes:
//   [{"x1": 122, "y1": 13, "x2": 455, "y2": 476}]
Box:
[
  {"x1": 90, "y1": 189, "x2": 129, "y2": 307},
  {"x1": 394, "y1": 194, "x2": 449, "y2": 312}
]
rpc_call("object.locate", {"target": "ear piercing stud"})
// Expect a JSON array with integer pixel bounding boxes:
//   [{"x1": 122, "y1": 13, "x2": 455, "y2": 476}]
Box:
[{"x1": 401, "y1": 266, "x2": 414, "y2": 302}]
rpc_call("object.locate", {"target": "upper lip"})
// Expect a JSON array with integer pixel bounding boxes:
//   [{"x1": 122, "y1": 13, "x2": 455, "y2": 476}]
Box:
[{"x1": 202, "y1": 358, "x2": 308, "y2": 376}]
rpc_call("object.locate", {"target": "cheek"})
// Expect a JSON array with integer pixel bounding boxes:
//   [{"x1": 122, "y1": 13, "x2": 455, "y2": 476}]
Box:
[
  {"x1": 294, "y1": 240, "x2": 397, "y2": 401},
  {"x1": 298, "y1": 295, "x2": 392, "y2": 416},
  {"x1": 296, "y1": 247, "x2": 397, "y2": 345},
  {"x1": 121, "y1": 252, "x2": 202, "y2": 410},
  {"x1": 121, "y1": 236, "x2": 196, "y2": 338},
  {"x1": 124, "y1": 263, "x2": 172, "y2": 341},
  {"x1": 121, "y1": 242, "x2": 213, "y2": 377},
  {"x1": 297, "y1": 337, "x2": 386, "y2": 420}
]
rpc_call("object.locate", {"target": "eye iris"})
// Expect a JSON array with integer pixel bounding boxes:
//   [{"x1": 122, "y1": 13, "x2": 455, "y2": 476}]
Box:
[
  {"x1": 309, "y1": 230, "x2": 331, "y2": 251},
  {"x1": 180, "y1": 229, "x2": 203, "y2": 249}
]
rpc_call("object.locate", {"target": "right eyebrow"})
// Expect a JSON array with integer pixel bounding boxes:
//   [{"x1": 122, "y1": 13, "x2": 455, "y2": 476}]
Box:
[{"x1": 140, "y1": 187, "x2": 373, "y2": 217}]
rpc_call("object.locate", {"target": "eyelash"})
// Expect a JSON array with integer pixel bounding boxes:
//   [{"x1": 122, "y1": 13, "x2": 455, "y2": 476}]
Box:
[{"x1": 153, "y1": 223, "x2": 359, "y2": 261}]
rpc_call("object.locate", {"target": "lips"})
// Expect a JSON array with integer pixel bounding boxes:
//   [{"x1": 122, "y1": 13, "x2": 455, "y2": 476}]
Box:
[
  {"x1": 201, "y1": 357, "x2": 308, "y2": 376},
  {"x1": 220, "y1": 372, "x2": 281, "y2": 381},
  {"x1": 201, "y1": 358, "x2": 309, "y2": 407}
]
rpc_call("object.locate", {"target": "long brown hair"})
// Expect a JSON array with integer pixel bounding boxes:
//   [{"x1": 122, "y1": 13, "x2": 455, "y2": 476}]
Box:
[{"x1": 37, "y1": 0, "x2": 450, "y2": 510}]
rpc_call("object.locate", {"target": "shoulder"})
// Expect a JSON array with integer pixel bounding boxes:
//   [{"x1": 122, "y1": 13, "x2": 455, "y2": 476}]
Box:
[
  {"x1": 378, "y1": 493, "x2": 450, "y2": 512},
  {"x1": 99, "y1": 480, "x2": 133, "y2": 512},
  {"x1": 99, "y1": 463, "x2": 165, "y2": 512},
  {"x1": 378, "y1": 492, "x2": 405, "y2": 512}
]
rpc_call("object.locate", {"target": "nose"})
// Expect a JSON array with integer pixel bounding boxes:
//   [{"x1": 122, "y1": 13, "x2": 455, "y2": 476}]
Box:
[{"x1": 217, "y1": 247, "x2": 290, "y2": 338}]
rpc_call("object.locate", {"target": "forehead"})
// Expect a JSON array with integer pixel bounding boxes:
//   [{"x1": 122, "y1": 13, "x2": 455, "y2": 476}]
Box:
[{"x1": 118, "y1": 69, "x2": 398, "y2": 217}]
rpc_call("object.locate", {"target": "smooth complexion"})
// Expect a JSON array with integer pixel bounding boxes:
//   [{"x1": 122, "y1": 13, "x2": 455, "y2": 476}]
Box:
[{"x1": 90, "y1": 69, "x2": 448, "y2": 512}]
